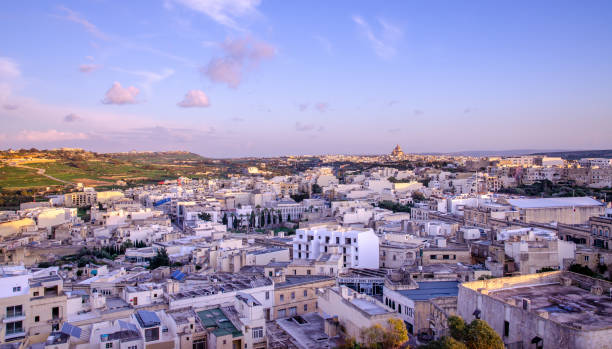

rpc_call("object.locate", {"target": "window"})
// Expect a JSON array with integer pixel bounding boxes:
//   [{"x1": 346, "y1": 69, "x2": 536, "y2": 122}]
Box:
[
  {"x1": 430, "y1": 255, "x2": 437, "y2": 260},
  {"x1": 6, "y1": 321, "x2": 23, "y2": 335},
  {"x1": 128, "y1": 346, "x2": 137, "y2": 349},
  {"x1": 33, "y1": 291, "x2": 39, "y2": 297},
  {"x1": 12, "y1": 286, "x2": 21, "y2": 293},
  {"x1": 265, "y1": 291, "x2": 270, "y2": 300},
  {"x1": 6, "y1": 305, "x2": 23, "y2": 318},
  {"x1": 303, "y1": 290, "x2": 308, "y2": 297},
  {"x1": 291, "y1": 292, "x2": 295, "y2": 299},
  {"x1": 304, "y1": 304, "x2": 308, "y2": 311},
  {"x1": 269, "y1": 271, "x2": 273, "y2": 276},
  {"x1": 289, "y1": 307, "x2": 297, "y2": 316},
  {"x1": 52, "y1": 307, "x2": 59, "y2": 320},
  {"x1": 35, "y1": 316, "x2": 40, "y2": 322},
  {"x1": 585, "y1": 256, "x2": 590, "y2": 262},
  {"x1": 443, "y1": 255, "x2": 450, "y2": 260},
  {"x1": 393, "y1": 255, "x2": 397, "y2": 261},
  {"x1": 280, "y1": 294, "x2": 284, "y2": 302},
  {"x1": 398, "y1": 304, "x2": 402, "y2": 313},
  {"x1": 278, "y1": 309, "x2": 286, "y2": 317},
  {"x1": 193, "y1": 338, "x2": 206, "y2": 349},
  {"x1": 504, "y1": 321, "x2": 509, "y2": 337},
  {"x1": 336, "y1": 237, "x2": 340, "y2": 244},
  {"x1": 252, "y1": 326, "x2": 264, "y2": 339},
  {"x1": 144, "y1": 327, "x2": 159, "y2": 342},
  {"x1": 106, "y1": 343, "x2": 113, "y2": 349},
  {"x1": 306, "y1": 269, "x2": 311, "y2": 275}
]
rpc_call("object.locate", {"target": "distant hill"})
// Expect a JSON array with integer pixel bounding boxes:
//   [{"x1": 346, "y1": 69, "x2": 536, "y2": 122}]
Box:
[
  {"x1": 529, "y1": 149, "x2": 612, "y2": 160},
  {"x1": 0, "y1": 149, "x2": 218, "y2": 189}
]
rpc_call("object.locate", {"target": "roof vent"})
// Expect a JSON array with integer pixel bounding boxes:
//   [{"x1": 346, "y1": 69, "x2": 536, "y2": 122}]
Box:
[
  {"x1": 591, "y1": 285, "x2": 604, "y2": 296},
  {"x1": 560, "y1": 277, "x2": 572, "y2": 287}
]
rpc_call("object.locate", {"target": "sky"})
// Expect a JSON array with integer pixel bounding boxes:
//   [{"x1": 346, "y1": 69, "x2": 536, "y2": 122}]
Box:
[{"x1": 0, "y1": 0, "x2": 611, "y2": 158}]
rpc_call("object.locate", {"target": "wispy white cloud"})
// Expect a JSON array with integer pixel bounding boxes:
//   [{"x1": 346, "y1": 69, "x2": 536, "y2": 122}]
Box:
[
  {"x1": 58, "y1": 6, "x2": 110, "y2": 41},
  {"x1": 352, "y1": 15, "x2": 402, "y2": 59},
  {"x1": 177, "y1": 90, "x2": 210, "y2": 108},
  {"x1": 202, "y1": 36, "x2": 275, "y2": 88},
  {"x1": 57, "y1": 6, "x2": 194, "y2": 66},
  {"x1": 295, "y1": 122, "x2": 324, "y2": 132},
  {"x1": 102, "y1": 82, "x2": 140, "y2": 105},
  {"x1": 173, "y1": 0, "x2": 261, "y2": 30},
  {"x1": 111, "y1": 68, "x2": 174, "y2": 95},
  {"x1": 313, "y1": 35, "x2": 333, "y2": 56},
  {"x1": 14, "y1": 129, "x2": 89, "y2": 142},
  {"x1": 0, "y1": 57, "x2": 20, "y2": 79}
]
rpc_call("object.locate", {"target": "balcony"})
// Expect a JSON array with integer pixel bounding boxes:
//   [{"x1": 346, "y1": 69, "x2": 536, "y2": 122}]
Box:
[
  {"x1": 3, "y1": 312, "x2": 26, "y2": 323},
  {"x1": 4, "y1": 330, "x2": 26, "y2": 341}
]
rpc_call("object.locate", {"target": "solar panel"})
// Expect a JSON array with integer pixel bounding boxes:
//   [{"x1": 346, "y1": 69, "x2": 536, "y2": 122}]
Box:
[{"x1": 61, "y1": 322, "x2": 82, "y2": 339}]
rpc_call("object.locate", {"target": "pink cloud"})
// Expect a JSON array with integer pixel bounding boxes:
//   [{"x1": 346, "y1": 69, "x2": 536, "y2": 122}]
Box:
[
  {"x1": 79, "y1": 64, "x2": 101, "y2": 73},
  {"x1": 315, "y1": 102, "x2": 329, "y2": 113},
  {"x1": 177, "y1": 90, "x2": 210, "y2": 108},
  {"x1": 16, "y1": 129, "x2": 88, "y2": 142},
  {"x1": 202, "y1": 36, "x2": 276, "y2": 88},
  {"x1": 102, "y1": 82, "x2": 140, "y2": 105}
]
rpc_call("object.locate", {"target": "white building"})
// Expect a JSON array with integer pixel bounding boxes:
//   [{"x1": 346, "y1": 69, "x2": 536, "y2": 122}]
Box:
[{"x1": 292, "y1": 225, "x2": 379, "y2": 269}]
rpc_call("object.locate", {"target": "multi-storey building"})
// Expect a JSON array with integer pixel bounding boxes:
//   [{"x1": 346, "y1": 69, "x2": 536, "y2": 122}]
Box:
[
  {"x1": 292, "y1": 225, "x2": 379, "y2": 269},
  {"x1": 590, "y1": 215, "x2": 612, "y2": 250},
  {"x1": 0, "y1": 266, "x2": 66, "y2": 344}
]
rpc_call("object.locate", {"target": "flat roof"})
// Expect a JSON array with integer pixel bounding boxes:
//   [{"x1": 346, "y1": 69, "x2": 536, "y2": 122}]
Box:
[
  {"x1": 197, "y1": 308, "x2": 242, "y2": 338},
  {"x1": 350, "y1": 298, "x2": 390, "y2": 316},
  {"x1": 276, "y1": 275, "x2": 334, "y2": 289},
  {"x1": 398, "y1": 281, "x2": 459, "y2": 301},
  {"x1": 489, "y1": 283, "x2": 612, "y2": 330},
  {"x1": 507, "y1": 197, "x2": 604, "y2": 209}
]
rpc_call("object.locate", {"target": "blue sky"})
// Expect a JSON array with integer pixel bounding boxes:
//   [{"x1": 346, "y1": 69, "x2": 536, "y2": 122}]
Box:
[{"x1": 0, "y1": 0, "x2": 611, "y2": 157}]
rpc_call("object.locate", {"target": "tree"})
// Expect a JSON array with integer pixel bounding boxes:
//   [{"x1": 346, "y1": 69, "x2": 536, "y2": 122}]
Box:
[
  {"x1": 448, "y1": 316, "x2": 466, "y2": 342},
  {"x1": 360, "y1": 318, "x2": 408, "y2": 349},
  {"x1": 222, "y1": 213, "x2": 228, "y2": 226},
  {"x1": 312, "y1": 183, "x2": 322, "y2": 194},
  {"x1": 198, "y1": 212, "x2": 212, "y2": 221},
  {"x1": 441, "y1": 316, "x2": 502, "y2": 349},
  {"x1": 412, "y1": 191, "x2": 426, "y2": 202},
  {"x1": 383, "y1": 318, "x2": 409, "y2": 348},
  {"x1": 149, "y1": 248, "x2": 171, "y2": 270},
  {"x1": 420, "y1": 336, "x2": 467, "y2": 349},
  {"x1": 250, "y1": 211, "x2": 256, "y2": 228},
  {"x1": 464, "y1": 319, "x2": 504, "y2": 349}
]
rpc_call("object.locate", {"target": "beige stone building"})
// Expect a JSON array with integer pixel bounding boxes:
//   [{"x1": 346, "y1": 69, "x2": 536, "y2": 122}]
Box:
[
  {"x1": 272, "y1": 275, "x2": 335, "y2": 320},
  {"x1": 317, "y1": 285, "x2": 398, "y2": 344},
  {"x1": 0, "y1": 266, "x2": 66, "y2": 344},
  {"x1": 458, "y1": 271, "x2": 612, "y2": 349}
]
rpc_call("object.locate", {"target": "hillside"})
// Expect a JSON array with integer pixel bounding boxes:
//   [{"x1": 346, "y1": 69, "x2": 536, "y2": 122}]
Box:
[
  {"x1": 0, "y1": 149, "x2": 219, "y2": 189},
  {"x1": 530, "y1": 149, "x2": 612, "y2": 160}
]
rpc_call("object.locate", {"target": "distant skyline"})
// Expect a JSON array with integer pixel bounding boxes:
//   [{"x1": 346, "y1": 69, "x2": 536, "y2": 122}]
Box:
[{"x1": 1, "y1": 0, "x2": 612, "y2": 157}]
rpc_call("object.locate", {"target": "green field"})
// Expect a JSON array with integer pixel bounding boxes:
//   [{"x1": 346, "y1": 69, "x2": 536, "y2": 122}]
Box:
[{"x1": 0, "y1": 165, "x2": 61, "y2": 188}]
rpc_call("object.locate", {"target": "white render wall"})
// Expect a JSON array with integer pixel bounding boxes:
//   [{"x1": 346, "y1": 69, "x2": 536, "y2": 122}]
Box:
[{"x1": 293, "y1": 226, "x2": 380, "y2": 269}]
